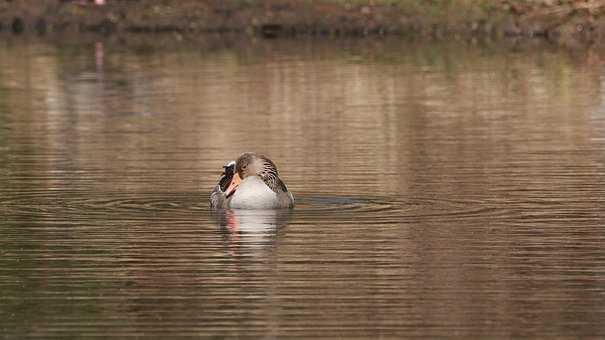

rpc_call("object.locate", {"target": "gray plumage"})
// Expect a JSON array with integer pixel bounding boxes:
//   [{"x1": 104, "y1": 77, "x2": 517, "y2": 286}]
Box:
[{"x1": 210, "y1": 153, "x2": 294, "y2": 209}]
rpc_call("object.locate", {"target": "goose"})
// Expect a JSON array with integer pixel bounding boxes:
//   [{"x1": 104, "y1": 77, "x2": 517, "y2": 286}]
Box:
[{"x1": 210, "y1": 153, "x2": 294, "y2": 209}]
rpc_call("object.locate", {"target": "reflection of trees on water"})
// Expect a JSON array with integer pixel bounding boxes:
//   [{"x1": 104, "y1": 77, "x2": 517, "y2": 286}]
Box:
[{"x1": 0, "y1": 40, "x2": 602, "y2": 197}]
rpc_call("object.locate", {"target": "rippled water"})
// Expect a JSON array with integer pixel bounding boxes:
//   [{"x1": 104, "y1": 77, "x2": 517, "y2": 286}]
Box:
[{"x1": 1, "y1": 38, "x2": 604, "y2": 338}]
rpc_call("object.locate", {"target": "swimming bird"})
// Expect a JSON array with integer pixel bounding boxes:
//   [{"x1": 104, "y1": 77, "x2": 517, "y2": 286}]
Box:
[{"x1": 210, "y1": 153, "x2": 294, "y2": 209}]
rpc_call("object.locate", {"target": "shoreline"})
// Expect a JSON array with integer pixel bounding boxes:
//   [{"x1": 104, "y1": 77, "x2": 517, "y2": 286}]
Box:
[{"x1": 1, "y1": 1, "x2": 605, "y2": 46}]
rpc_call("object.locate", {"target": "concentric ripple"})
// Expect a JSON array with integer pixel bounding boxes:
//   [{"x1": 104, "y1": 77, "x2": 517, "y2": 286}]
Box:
[{"x1": 1, "y1": 190, "x2": 511, "y2": 225}]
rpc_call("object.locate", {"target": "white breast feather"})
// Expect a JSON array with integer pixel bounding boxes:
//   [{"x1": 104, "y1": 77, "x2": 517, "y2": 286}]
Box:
[{"x1": 230, "y1": 176, "x2": 278, "y2": 209}]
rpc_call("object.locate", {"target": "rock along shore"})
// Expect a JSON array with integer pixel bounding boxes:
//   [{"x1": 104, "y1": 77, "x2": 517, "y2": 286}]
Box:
[{"x1": 2, "y1": 0, "x2": 605, "y2": 46}]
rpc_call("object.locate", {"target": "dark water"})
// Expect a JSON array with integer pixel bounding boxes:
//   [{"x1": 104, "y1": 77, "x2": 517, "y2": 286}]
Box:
[{"x1": 1, "y1": 38, "x2": 604, "y2": 338}]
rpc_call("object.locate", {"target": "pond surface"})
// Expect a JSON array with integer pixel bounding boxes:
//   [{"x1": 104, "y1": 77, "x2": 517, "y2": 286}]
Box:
[{"x1": 1, "y1": 37, "x2": 604, "y2": 338}]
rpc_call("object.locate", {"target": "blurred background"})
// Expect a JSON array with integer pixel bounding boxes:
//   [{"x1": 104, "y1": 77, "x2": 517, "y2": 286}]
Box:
[{"x1": 1, "y1": 1, "x2": 604, "y2": 338}]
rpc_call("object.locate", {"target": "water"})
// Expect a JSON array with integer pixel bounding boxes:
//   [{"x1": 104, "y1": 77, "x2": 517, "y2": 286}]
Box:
[{"x1": 1, "y1": 37, "x2": 604, "y2": 338}]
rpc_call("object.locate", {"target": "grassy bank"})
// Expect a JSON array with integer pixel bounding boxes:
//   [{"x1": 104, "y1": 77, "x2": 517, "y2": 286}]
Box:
[{"x1": 1, "y1": 0, "x2": 604, "y2": 45}]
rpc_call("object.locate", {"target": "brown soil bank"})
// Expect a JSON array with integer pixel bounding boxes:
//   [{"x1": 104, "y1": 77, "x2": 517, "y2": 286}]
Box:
[{"x1": 2, "y1": 0, "x2": 605, "y2": 45}]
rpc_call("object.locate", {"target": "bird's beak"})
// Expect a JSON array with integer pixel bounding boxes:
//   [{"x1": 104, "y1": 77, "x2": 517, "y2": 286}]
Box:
[{"x1": 225, "y1": 172, "x2": 241, "y2": 198}]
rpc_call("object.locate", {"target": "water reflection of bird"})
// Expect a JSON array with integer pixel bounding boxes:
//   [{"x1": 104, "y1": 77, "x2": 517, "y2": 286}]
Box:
[
  {"x1": 210, "y1": 153, "x2": 294, "y2": 209},
  {"x1": 213, "y1": 209, "x2": 292, "y2": 256}
]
